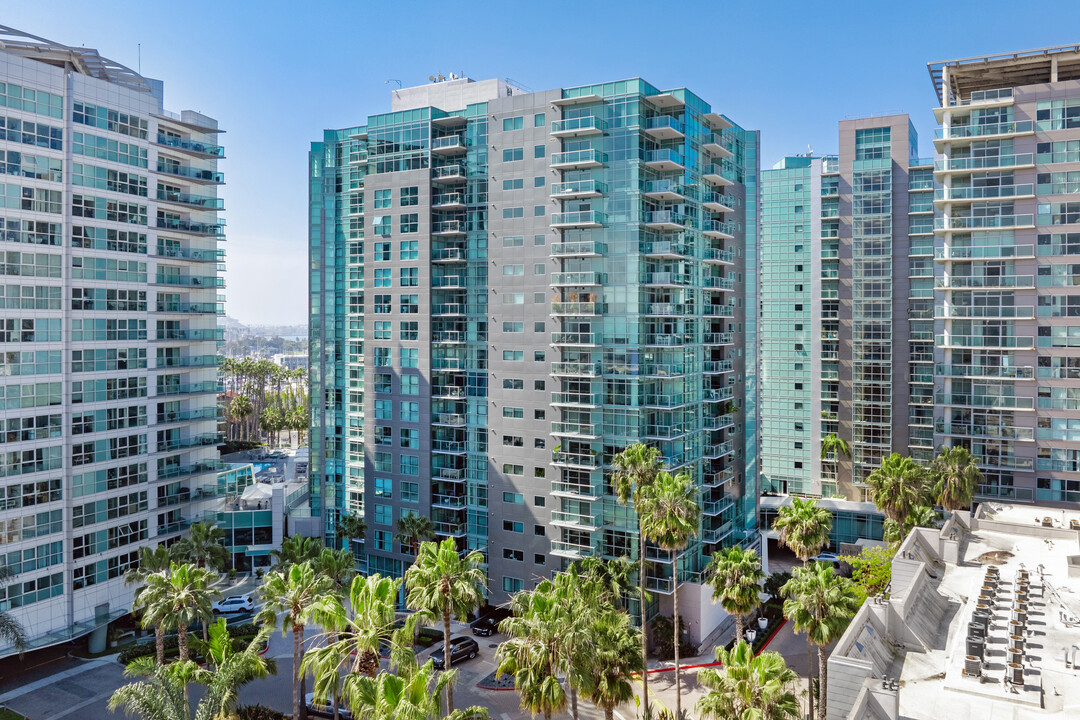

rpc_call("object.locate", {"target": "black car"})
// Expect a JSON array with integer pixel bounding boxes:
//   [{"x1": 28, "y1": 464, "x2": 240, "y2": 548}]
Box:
[
  {"x1": 431, "y1": 636, "x2": 479, "y2": 669},
  {"x1": 471, "y1": 607, "x2": 511, "y2": 637}
]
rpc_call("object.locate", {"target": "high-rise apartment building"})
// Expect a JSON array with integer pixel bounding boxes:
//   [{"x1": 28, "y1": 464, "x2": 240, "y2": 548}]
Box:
[
  {"x1": 310, "y1": 76, "x2": 759, "y2": 627},
  {"x1": 0, "y1": 27, "x2": 224, "y2": 657},
  {"x1": 759, "y1": 118, "x2": 935, "y2": 502},
  {"x1": 930, "y1": 47, "x2": 1080, "y2": 506}
]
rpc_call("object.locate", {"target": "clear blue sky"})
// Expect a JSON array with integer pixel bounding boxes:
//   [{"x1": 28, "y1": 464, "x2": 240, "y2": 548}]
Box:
[{"x1": 9, "y1": 0, "x2": 1080, "y2": 325}]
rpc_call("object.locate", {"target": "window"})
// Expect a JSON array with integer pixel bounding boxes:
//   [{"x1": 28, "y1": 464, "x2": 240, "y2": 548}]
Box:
[
  {"x1": 372, "y1": 215, "x2": 391, "y2": 235},
  {"x1": 400, "y1": 186, "x2": 418, "y2": 206},
  {"x1": 534, "y1": 380, "x2": 545, "y2": 390},
  {"x1": 534, "y1": 321, "x2": 545, "y2": 332},
  {"x1": 373, "y1": 347, "x2": 391, "y2": 367},
  {"x1": 400, "y1": 402, "x2": 419, "y2": 422},
  {"x1": 502, "y1": 116, "x2": 524, "y2": 131},
  {"x1": 533, "y1": 113, "x2": 545, "y2": 127},
  {"x1": 503, "y1": 520, "x2": 524, "y2": 533},
  {"x1": 399, "y1": 213, "x2": 418, "y2": 233},
  {"x1": 503, "y1": 350, "x2": 524, "y2": 361},
  {"x1": 502, "y1": 236, "x2": 524, "y2": 247},
  {"x1": 374, "y1": 477, "x2": 392, "y2": 498},
  {"x1": 534, "y1": 438, "x2": 545, "y2": 449},
  {"x1": 502, "y1": 464, "x2": 524, "y2": 475},
  {"x1": 374, "y1": 426, "x2": 392, "y2": 445},
  {"x1": 374, "y1": 268, "x2": 391, "y2": 287},
  {"x1": 503, "y1": 576, "x2": 524, "y2": 593},
  {"x1": 534, "y1": 409, "x2": 546, "y2": 420},
  {"x1": 534, "y1": 351, "x2": 545, "y2": 362},
  {"x1": 503, "y1": 264, "x2": 524, "y2": 276},
  {"x1": 401, "y1": 375, "x2": 419, "y2": 395},
  {"x1": 401, "y1": 482, "x2": 419, "y2": 503},
  {"x1": 534, "y1": 176, "x2": 546, "y2": 188},
  {"x1": 373, "y1": 189, "x2": 391, "y2": 209},
  {"x1": 400, "y1": 240, "x2": 418, "y2": 260},
  {"x1": 534, "y1": 496, "x2": 546, "y2": 507},
  {"x1": 503, "y1": 379, "x2": 524, "y2": 389},
  {"x1": 373, "y1": 321, "x2": 391, "y2": 340},
  {"x1": 374, "y1": 400, "x2": 392, "y2": 420},
  {"x1": 400, "y1": 454, "x2": 419, "y2": 475},
  {"x1": 503, "y1": 322, "x2": 524, "y2": 333},
  {"x1": 534, "y1": 205, "x2": 546, "y2": 216},
  {"x1": 534, "y1": 263, "x2": 546, "y2": 275},
  {"x1": 534, "y1": 554, "x2": 546, "y2": 565},
  {"x1": 401, "y1": 348, "x2": 418, "y2": 368},
  {"x1": 534, "y1": 234, "x2": 546, "y2": 245},
  {"x1": 503, "y1": 407, "x2": 524, "y2": 418},
  {"x1": 534, "y1": 467, "x2": 546, "y2": 478},
  {"x1": 400, "y1": 267, "x2": 418, "y2": 286},
  {"x1": 502, "y1": 148, "x2": 524, "y2": 162},
  {"x1": 374, "y1": 530, "x2": 391, "y2": 551},
  {"x1": 374, "y1": 504, "x2": 392, "y2": 526},
  {"x1": 400, "y1": 321, "x2": 418, "y2": 341},
  {"x1": 534, "y1": 525, "x2": 546, "y2": 536},
  {"x1": 534, "y1": 145, "x2": 546, "y2": 159},
  {"x1": 374, "y1": 373, "x2": 392, "y2": 393},
  {"x1": 400, "y1": 294, "x2": 418, "y2": 313},
  {"x1": 373, "y1": 242, "x2": 391, "y2": 261},
  {"x1": 503, "y1": 492, "x2": 524, "y2": 504},
  {"x1": 503, "y1": 293, "x2": 524, "y2": 304},
  {"x1": 502, "y1": 207, "x2": 524, "y2": 219},
  {"x1": 503, "y1": 178, "x2": 524, "y2": 190},
  {"x1": 533, "y1": 293, "x2": 546, "y2": 303},
  {"x1": 501, "y1": 549, "x2": 525, "y2": 562},
  {"x1": 503, "y1": 435, "x2": 524, "y2": 447},
  {"x1": 400, "y1": 428, "x2": 419, "y2": 448}
]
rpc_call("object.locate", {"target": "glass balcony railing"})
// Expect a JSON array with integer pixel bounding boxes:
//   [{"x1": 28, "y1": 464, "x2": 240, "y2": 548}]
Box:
[
  {"x1": 934, "y1": 305, "x2": 1034, "y2": 319},
  {"x1": 935, "y1": 275, "x2": 1034, "y2": 289},
  {"x1": 703, "y1": 219, "x2": 735, "y2": 237},
  {"x1": 934, "y1": 214, "x2": 1033, "y2": 231},
  {"x1": 551, "y1": 211, "x2": 605, "y2": 227},
  {"x1": 156, "y1": 354, "x2": 222, "y2": 369},
  {"x1": 550, "y1": 116, "x2": 605, "y2": 135},
  {"x1": 934, "y1": 154, "x2": 1033, "y2": 172},
  {"x1": 703, "y1": 248, "x2": 735, "y2": 264},
  {"x1": 156, "y1": 381, "x2": 223, "y2": 397},
  {"x1": 432, "y1": 192, "x2": 465, "y2": 207},
  {"x1": 157, "y1": 408, "x2": 222, "y2": 424},
  {"x1": 552, "y1": 451, "x2": 601, "y2": 468},
  {"x1": 551, "y1": 301, "x2": 603, "y2": 315},
  {"x1": 551, "y1": 179, "x2": 605, "y2": 197},
  {"x1": 156, "y1": 188, "x2": 224, "y2": 209},
  {"x1": 156, "y1": 163, "x2": 224, "y2": 183},
  {"x1": 551, "y1": 422, "x2": 601, "y2": 438},
  {"x1": 934, "y1": 184, "x2": 1034, "y2": 203},
  {"x1": 551, "y1": 149, "x2": 605, "y2": 168},
  {"x1": 155, "y1": 274, "x2": 225, "y2": 288},
  {"x1": 551, "y1": 362, "x2": 601, "y2": 377},
  {"x1": 431, "y1": 136, "x2": 465, "y2": 152},
  {"x1": 432, "y1": 164, "x2": 466, "y2": 181},
  {"x1": 935, "y1": 334, "x2": 1034, "y2": 349},
  {"x1": 646, "y1": 116, "x2": 684, "y2": 135},
  {"x1": 643, "y1": 210, "x2": 692, "y2": 228},
  {"x1": 934, "y1": 244, "x2": 1034, "y2": 260},
  {"x1": 157, "y1": 218, "x2": 225, "y2": 236},
  {"x1": 154, "y1": 246, "x2": 225, "y2": 263},
  {"x1": 552, "y1": 332, "x2": 601, "y2": 345},
  {"x1": 154, "y1": 328, "x2": 225, "y2": 341},
  {"x1": 641, "y1": 240, "x2": 692, "y2": 257},
  {"x1": 702, "y1": 191, "x2": 736, "y2": 210},
  {"x1": 551, "y1": 271, "x2": 601, "y2": 285},
  {"x1": 157, "y1": 134, "x2": 224, "y2": 156},
  {"x1": 552, "y1": 240, "x2": 606, "y2": 256},
  {"x1": 433, "y1": 220, "x2": 465, "y2": 234},
  {"x1": 936, "y1": 120, "x2": 1032, "y2": 140},
  {"x1": 644, "y1": 149, "x2": 685, "y2": 168},
  {"x1": 935, "y1": 363, "x2": 1034, "y2": 379},
  {"x1": 156, "y1": 301, "x2": 224, "y2": 315}
]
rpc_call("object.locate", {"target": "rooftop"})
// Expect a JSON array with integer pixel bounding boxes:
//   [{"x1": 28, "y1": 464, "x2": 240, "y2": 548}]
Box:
[
  {"x1": 0, "y1": 24, "x2": 151, "y2": 93},
  {"x1": 827, "y1": 504, "x2": 1080, "y2": 719},
  {"x1": 928, "y1": 44, "x2": 1080, "y2": 105}
]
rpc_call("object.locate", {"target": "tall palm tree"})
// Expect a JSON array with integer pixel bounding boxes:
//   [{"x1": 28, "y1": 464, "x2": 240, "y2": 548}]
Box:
[
  {"x1": 706, "y1": 545, "x2": 765, "y2": 642},
  {"x1": 315, "y1": 547, "x2": 357, "y2": 592},
  {"x1": 336, "y1": 513, "x2": 367, "y2": 552},
  {"x1": 135, "y1": 563, "x2": 215, "y2": 664},
  {"x1": 270, "y1": 534, "x2": 323, "y2": 570},
  {"x1": 346, "y1": 659, "x2": 488, "y2": 720},
  {"x1": 611, "y1": 441, "x2": 665, "y2": 714},
  {"x1": 883, "y1": 504, "x2": 939, "y2": 544},
  {"x1": 124, "y1": 545, "x2": 174, "y2": 664},
  {"x1": 637, "y1": 470, "x2": 700, "y2": 720},
  {"x1": 0, "y1": 565, "x2": 27, "y2": 655},
  {"x1": 258, "y1": 561, "x2": 335, "y2": 720},
  {"x1": 496, "y1": 583, "x2": 569, "y2": 720},
  {"x1": 819, "y1": 432, "x2": 851, "y2": 462},
  {"x1": 930, "y1": 445, "x2": 982, "y2": 512},
  {"x1": 865, "y1": 453, "x2": 928, "y2": 527},
  {"x1": 781, "y1": 563, "x2": 862, "y2": 720},
  {"x1": 395, "y1": 512, "x2": 436, "y2": 557},
  {"x1": 404, "y1": 538, "x2": 486, "y2": 715},
  {"x1": 773, "y1": 496, "x2": 832, "y2": 564},
  {"x1": 567, "y1": 555, "x2": 634, "y2": 609},
  {"x1": 228, "y1": 394, "x2": 254, "y2": 441},
  {"x1": 696, "y1": 641, "x2": 799, "y2": 720},
  {"x1": 577, "y1": 607, "x2": 644, "y2": 720}
]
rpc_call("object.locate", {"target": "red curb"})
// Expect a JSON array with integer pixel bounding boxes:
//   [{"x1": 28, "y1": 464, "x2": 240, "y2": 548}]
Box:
[{"x1": 632, "y1": 619, "x2": 790, "y2": 675}]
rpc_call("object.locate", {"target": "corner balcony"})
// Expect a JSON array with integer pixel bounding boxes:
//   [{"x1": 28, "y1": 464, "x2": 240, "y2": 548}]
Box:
[
  {"x1": 703, "y1": 497, "x2": 735, "y2": 517},
  {"x1": 703, "y1": 275, "x2": 735, "y2": 291},
  {"x1": 933, "y1": 184, "x2": 1034, "y2": 207},
  {"x1": 156, "y1": 134, "x2": 224, "y2": 159},
  {"x1": 431, "y1": 164, "x2": 467, "y2": 183},
  {"x1": 933, "y1": 214, "x2": 1034, "y2": 233},
  {"x1": 644, "y1": 116, "x2": 685, "y2": 140},
  {"x1": 551, "y1": 149, "x2": 604, "y2": 170},
  {"x1": 551, "y1": 301, "x2": 604, "y2": 316},
  {"x1": 156, "y1": 163, "x2": 224, "y2": 184},
  {"x1": 704, "y1": 441, "x2": 735, "y2": 459},
  {"x1": 703, "y1": 162, "x2": 735, "y2": 186},
  {"x1": 156, "y1": 188, "x2": 224, "y2": 211},
  {"x1": 550, "y1": 116, "x2": 605, "y2": 138},
  {"x1": 703, "y1": 248, "x2": 735, "y2": 266},
  {"x1": 644, "y1": 149, "x2": 686, "y2": 172},
  {"x1": 643, "y1": 210, "x2": 692, "y2": 231},
  {"x1": 551, "y1": 362, "x2": 601, "y2": 377},
  {"x1": 550, "y1": 540, "x2": 597, "y2": 560},
  {"x1": 551, "y1": 271, "x2": 601, "y2": 286},
  {"x1": 157, "y1": 218, "x2": 225, "y2": 237},
  {"x1": 431, "y1": 135, "x2": 466, "y2": 155},
  {"x1": 551, "y1": 210, "x2": 605, "y2": 228},
  {"x1": 702, "y1": 191, "x2": 736, "y2": 213},
  {"x1": 551, "y1": 421, "x2": 601, "y2": 439},
  {"x1": 932, "y1": 88, "x2": 1013, "y2": 121},
  {"x1": 642, "y1": 179, "x2": 687, "y2": 203},
  {"x1": 155, "y1": 301, "x2": 224, "y2": 316},
  {"x1": 552, "y1": 240, "x2": 606, "y2": 257},
  {"x1": 154, "y1": 274, "x2": 225, "y2": 288},
  {"x1": 703, "y1": 467, "x2": 735, "y2": 489},
  {"x1": 933, "y1": 153, "x2": 1033, "y2": 177},
  {"x1": 933, "y1": 120, "x2": 1033, "y2": 147},
  {"x1": 551, "y1": 179, "x2": 605, "y2": 199},
  {"x1": 551, "y1": 331, "x2": 602, "y2": 346},
  {"x1": 703, "y1": 219, "x2": 735, "y2": 240},
  {"x1": 432, "y1": 219, "x2": 466, "y2": 236},
  {"x1": 702, "y1": 132, "x2": 734, "y2": 158},
  {"x1": 705, "y1": 386, "x2": 734, "y2": 401},
  {"x1": 432, "y1": 192, "x2": 466, "y2": 210},
  {"x1": 550, "y1": 510, "x2": 600, "y2": 531},
  {"x1": 702, "y1": 522, "x2": 735, "y2": 546},
  {"x1": 641, "y1": 240, "x2": 692, "y2": 258}
]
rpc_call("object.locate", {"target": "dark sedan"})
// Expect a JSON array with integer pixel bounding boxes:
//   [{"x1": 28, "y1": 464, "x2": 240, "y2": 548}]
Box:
[{"x1": 431, "y1": 636, "x2": 479, "y2": 670}]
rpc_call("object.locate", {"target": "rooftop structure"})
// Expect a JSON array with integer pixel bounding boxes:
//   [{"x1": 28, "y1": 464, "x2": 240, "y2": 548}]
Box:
[
  {"x1": 929, "y1": 44, "x2": 1080, "y2": 105},
  {"x1": 827, "y1": 505, "x2": 1080, "y2": 719}
]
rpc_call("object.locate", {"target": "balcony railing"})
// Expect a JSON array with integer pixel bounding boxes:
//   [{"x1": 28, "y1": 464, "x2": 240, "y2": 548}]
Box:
[
  {"x1": 551, "y1": 211, "x2": 605, "y2": 228},
  {"x1": 551, "y1": 149, "x2": 604, "y2": 169},
  {"x1": 935, "y1": 120, "x2": 1033, "y2": 140},
  {"x1": 934, "y1": 305, "x2": 1033, "y2": 320},
  {"x1": 936, "y1": 275, "x2": 1034, "y2": 290},
  {"x1": 934, "y1": 154, "x2": 1033, "y2": 172},
  {"x1": 156, "y1": 163, "x2": 224, "y2": 183},
  {"x1": 703, "y1": 219, "x2": 735, "y2": 238},
  {"x1": 432, "y1": 192, "x2": 465, "y2": 208},
  {"x1": 644, "y1": 149, "x2": 685, "y2": 170},
  {"x1": 157, "y1": 218, "x2": 225, "y2": 236},
  {"x1": 550, "y1": 116, "x2": 605, "y2": 136},
  {"x1": 552, "y1": 240, "x2": 606, "y2": 257},
  {"x1": 155, "y1": 328, "x2": 225, "y2": 341},
  {"x1": 551, "y1": 301, "x2": 603, "y2": 315},
  {"x1": 551, "y1": 179, "x2": 605, "y2": 198},
  {"x1": 431, "y1": 136, "x2": 466, "y2": 153},
  {"x1": 156, "y1": 188, "x2": 224, "y2": 209},
  {"x1": 155, "y1": 274, "x2": 225, "y2": 288},
  {"x1": 934, "y1": 392, "x2": 1035, "y2": 410},
  {"x1": 934, "y1": 244, "x2": 1034, "y2": 260},
  {"x1": 551, "y1": 271, "x2": 601, "y2": 286},
  {"x1": 432, "y1": 164, "x2": 466, "y2": 181},
  {"x1": 552, "y1": 332, "x2": 601, "y2": 345},
  {"x1": 937, "y1": 422, "x2": 1034, "y2": 441},
  {"x1": 551, "y1": 362, "x2": 601, "y2": 377},
  {"x1": 934, "y1": 184, "x2": 1033, "y2": 203},
  {"x1": 156, "y1": 134, "x2": 224, "y2": 156},
  {"x1": 934, "y1": 214, "x2": 1033, "y2": 231}
]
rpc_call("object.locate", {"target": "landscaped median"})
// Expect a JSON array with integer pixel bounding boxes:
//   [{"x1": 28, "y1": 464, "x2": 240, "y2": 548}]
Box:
[{"x1": 117, "y1": 623, "x2": 267, "y2": 665}]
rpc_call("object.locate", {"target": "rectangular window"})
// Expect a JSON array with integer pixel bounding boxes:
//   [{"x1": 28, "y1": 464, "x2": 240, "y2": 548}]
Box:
[
  {"x1": 503, "y1": 549, "x2": 524, "y2": 562},
  {"x1": 534, "y1": 322, "x2": 545, "y2": 332},
  {"x1": 399, "y1": 213, "x2": 418, "y2": 233},
  {"x1": 373, "y1": 189, "x2": 391, "y2": 209},
  {"x1": 503, "y1": 521, "x2": 524, "y2": 533},
  {"x1": 373, "y1": 347, "x2": 391, "y2": 367},
  {"x1": 374, "y1": 268, "x2": 391, "y2": 287},
  {"x1": 503, "y1": 435, "x2": 524, "y2": 447},
  {"x1": 373, "y1": 294, "x2": 391, "y2": 313},
  {"x1": 374, "y1": 477, "x2": 393, "y2": 498},
  {"x1": 533, "y1": 293, "x2": 546, "y2": 303},
  {"x1": 401, "y1": 348, "x2": 418, "y2": 368},
  {"x1": 502, "y1": 407, "x2": 524, "y2": 418},
  {"x1": 503, "y1": 322, "x2": 524, "y2": 333},
  {"x1": 502, "y1": 464, "x2": 524, "y2": 475},
  {"x1": 400, "y1": 267, "x2": 418, "y2": 286},
  {"x1": 373, "y1": 321, "x2": 391, "y2": 340},
  {"x1": 400, "y1": 428, "x2": 419, "y2": 448},
  {"x1": 373, "y1": 242, "x2": 391, "y2": 261},
  {"x1": 502, "y1": 178, "x2": 524, "y2": 190},
  {"x1": 401, "y1": 375, "x2": 419, "y2": 395},
  {"x1": 400, "y1": 240, "x2": 418, "y2": 260},
  {"x1": 534, "y1": 205, "x2": 546, "y2": 216},
  {"x1": 503, "y1": 379, "x2": 523, "y2": 389},
  {"x1": 374, "y1": 373, "x2": 392, "y2": 393},
  {"x1": 401, "y1": 482, "x2": 419, "y2": 503},
  {"x1": 400, "y1": 321, "x2": 418, "y2": 341},
  {"x1": 502, "y1": 117, "x2": 524, "y2": 131},
  {"x1": 534, "y1": 264, "x2": 546, "y2": 275},
  {"x1": 534, "y1": 496, "x2": 546, "y2": 507},
  {"x1": 534, "y1": 380, "x2": 545, "y2": 390},
  {"x1": 502, "y1": 148, "x2": 524, "y2": 162},
  {"x1": 371, "y1": 215, "x2": 391, "y2": 235},
  {"x1": 502, "y1": 236, "x2": 524, "y2": 247},
  {"x1": 400, "y1": 454, "x2": 419, "y2": 475},
  {"x1": 534, "y1": 176, "x2": 546, "y2": 188},
  {"x1": 400, "y1": 294, "x2": 418, "y2": 313},
  {"x1": 503, "y1": 576, "x2": 524, "y2": 593},
  {"x1": 534, "y1": 234, "x2": 546, "y2": 245},
  {"x1": 502, "y1": 207, "x2": 524, "y2": 219},
  {"x1": 400, "y1": 186, "x2": 418, "y2": 206},
  {"x1": 534, "y1": 409, "x2": 545, "y2": 420},
  {"x1": 534, "y1": 113, "x2": 545, "y2": 127},
  {"x1": 400, "y1": 402, "x2": 419, "y2": 422},
  {"x1": 374, "y1": 400, "x2": 392, "y2": 420},
  {"x1": 502, "y1": 492, "x2": 524, "y2": 504},
  {"x1": 374, "y1": 530, "x2": 391, "y2": 551},
  {"x1": 534, "y1": 145, "x2": 546, "y2": 159},
  {"x1": 503, "y1": 350, "x2": 524, "y2": 361},
  {"x1": 374, "y1": 504, "x2": 392, "y2": 526},
  {"x1": 534, "y1": 351, "x2": 545, "y2": 361},
  {"x1": 502, "y1": 264, "x2": 524, "y2": 276},
  {"x1": 534, "y1": 554, "x2": 546, "y2": 565},
  {"x1": 503, "y1": 293, "x2": 524, "y2": 305},
  {"x1": 534, "y1": 438, "x2": 545, "y2": 449}
]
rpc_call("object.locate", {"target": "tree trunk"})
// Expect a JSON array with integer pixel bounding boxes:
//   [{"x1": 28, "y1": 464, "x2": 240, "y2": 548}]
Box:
[
  {"x1": 605, "y1": 706, "x2": 614, "y2": 720},
  {"x1": 292, "y1": 625, "x2": 301, "y2": 720},
  {"x1": 735, "y1": 613, "x2": 744, "y2": 645},
  {"x1": 178, "y1": 624, "x2": 189, "y2": 661},
  {"x1": 443, "y1": 607, "x2": 454, "y2": 714},
  {"x1": 155, "y1": 623, "x2": 165, "y2": 665},
  {"x1": 818, "y1": 643, "x2": 828, "y2": 720},
  {"x1": 807, "y1": 638, "x2": 814, "y2": 720},
  {"x1": 672, "y1": 550, "x2": 682, "y2": 720},
  {"x1": 570, "y1": 685, "x2": 578, "y2": 720},
  {"x1": 638, "y1": 520, "x2": 649, "y2": 717}
]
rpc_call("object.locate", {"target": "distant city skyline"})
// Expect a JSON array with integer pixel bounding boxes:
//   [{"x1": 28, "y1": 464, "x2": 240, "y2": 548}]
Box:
[{"x1": 6, "y1": 0, "x2": 1080, "y2": 324}]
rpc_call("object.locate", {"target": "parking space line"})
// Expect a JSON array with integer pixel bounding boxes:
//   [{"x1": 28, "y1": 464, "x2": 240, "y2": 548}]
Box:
[{"x1": 0, "y1": 660, "x2": 108, "y2": 704}]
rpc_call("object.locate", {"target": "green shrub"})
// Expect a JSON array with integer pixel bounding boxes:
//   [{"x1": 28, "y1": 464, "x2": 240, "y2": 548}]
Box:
[
  {"x1": 648, "y1": 615, "x2": 695, "y2": 661},
  {"x1": 235, "y1": 705, "x2": 287, "y2": 720}
]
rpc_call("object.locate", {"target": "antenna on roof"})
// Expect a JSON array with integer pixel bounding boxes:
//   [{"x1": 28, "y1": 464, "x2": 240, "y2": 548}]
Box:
[
  {"x1": 137, "y1": 43, "x2": 140, "y2": 74},
  {"x1": 385, "y1": 79, "x2": 402, "y2": 89}
]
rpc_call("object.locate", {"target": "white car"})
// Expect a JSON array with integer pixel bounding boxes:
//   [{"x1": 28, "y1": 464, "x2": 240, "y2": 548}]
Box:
[
  {"x1": 810, "y1": 552, "x2": 842, "y2": 566},
  {"x1": 211, "y1": 594, "x2": 254, "y2": 614}
]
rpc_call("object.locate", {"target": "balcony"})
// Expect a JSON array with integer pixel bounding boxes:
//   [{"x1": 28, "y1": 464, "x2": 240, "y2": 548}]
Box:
[
  {"x1": 644, "y1": 116, "x2": 685, "y2": 140},
  {"x1": 157, "y1": 460, "x2": 226, "y2": 481},
  {"x1": 431, "y1": 135, "x2": 466, "y2": 155},
  {"x1": 933, "y1": 153, "x2": 1033, "y2": 176},
  {"x1": 934, "y1": 244, "x2": 1034, "y2": 262},
  {"x1": 642, "y1": 271, "x2": 693, "y2": 287},
  {"x1": 703, "y1": 332, "x2": 734, "y2": 345},
  {"x1": 934, "y1": 305, "x2": 1034, "y2": 320},
  {"x1": 551, "y1": 149, "x2": 604, "y2": 169},
  {"x1": 157, "y1": 434, "x2": 223, "y2": 452},
  {"x1": 644, "y1": 302, "x2": 685, "y2": 316},
  {"x1": 432, "y1": 192, "x2": 465, "y2": 210},
  {"x1": 156, "y1": 381, "x2": 222, "y2": 397},
  {"x1": 433, "y1": 521, "x2": 468, "y2": 538},
  {"x1": 703, "y1": 467, "x2": 735, "y2": 489},
  {"x1": 551, "y1": 362, "x2": 601, "y2": 377},
  {"x1": 431, "y1": 356, "x2": 467, "y2": 370},
  {"x1": 935, "y1": 392, "x2": 1035, "y2": 410},
  {"x1": 156, "y1": 354, "x2": 222, "y2": 369},
  {"x1": 702, "y1": 132, "x2": 734, "y2": 158},
  {"x1": 552, "y1": 332, "x2": 601, "y2": 346},
  {"x1": 702, "y1": 304, "x2": 734, "y2": 317},
  {"x1": 937, "y1": 422, "x2": 1034, "y2": 442},
  {"x1": 935, "y1": 363, "x2": 1034, "y2": 380},
  {"x1": 933, "y1": 184, "x2": 1034, "y2": 206},
  {"x1": 641, "y1": 240, "x2": 692, "y2": 258},
  {"x1": 702, "y1": 522, "x2": 735, "y2": 545},
  {"x1": 432, "y1": 247, "x2": 466, "y2": 262},
  {"x1": 705, "y1": 386, "x2": 734, "y2": 401},
  {"x1": 551, "y1": 179, "x2": 605, "y2": 199},
  {"x1": 152, "y1": 327, "x2": 221, "y2": 343},
  {"x1": 431, "y1": 303, "x2": 465, "y2": 316},
  {"x1": 704, "y1": 442, "x2": 735, "y2": 459},
  {"x1": 433, "y1": 220, "x2": 466, "y2": 236},
  {"x1": 156, "y1": 218, "x2": 225, "y2": 237},
  {"x1": 551, "y1": 210, "x2": 605, "y2": 228},
  {"x1": 549, "y1": 116, "x2": 605, "y2": 137},
  {"x1": 703, "y1": 163, "x2": 735, "y2": 186},
  {"x1": 703, "y1": 219, "x2": 735, "y2": 239},
  {"x1": 551, "y1": 510, "x2": 600, "y2": 531},
  {"x1": 156, "y1": 133, "x2": 224, "y2": 158},
  {"x1": 433, "y1": 413, "x2": 466, "y2": 426},
  {"x1": 551, "y1": 271, "x2": 601, "y2": 286},
  {"x1": 642, "y1": 179, "x2": 687, "y2": 203},
  {"x1": 431, "y1": 494, "x2": 467, "y2": 509},
  {"x1": 551, "y1": 301, "x2": 603, "y2": 316},
  {"x1": 935, "y1": 275, "x2": 1034, "y2": 290},
  {"x1": 156, "y1": 188, "x2": 224, "y2": 210},
  {"x1": 702, "y1": 191, "x2": 736, "y2": 213},
  {"x1": 702, "y1": 497, "x2": 734, "y2": 516},
  {"x1": 703, "y1": 248, "x2": 735, "y2": 266},
  {"x1": 644, "y1": 149, "x2": 686, "y2": 172},
  {"x1": 154, "y1": 273, "x2": 224, "y2": 289},
  {"x1": 156, "y1": 163, "x2": 224, "y2": 184},
  {"x1": 432, "y1": 275, "x2": 465, "y2": 288},
  {"x1": 552, "y1": 240, "x2": 606, "y2": 257},
  {"x1": 703, "y1": 361, "x2": 733, "y2": 375},
  {"x1": 157, "y1": 408, "x2": 222, "y2": 425},
  {"x1": 933, "y1": 88, "x2": 1013, "y2": 119},
  {"x1": 642, "y1": 333, "x2": 688, "y2": 346},
  {"x1": 156, "y1": 301, "x2": 223, "y2": 315},
  {"x1": 551, "y1": 422, "x2": 601, "y2": 439},
  {"x1": 432, "y1": 164, "x2": 467, "y2": 183},
  {"x1": 643, "y1": 210, "x2": 692, "y2": 231},
  {"x1": 933, "y1": 120, "x2": 1033, "y2": 146},
  {"x1": 550, "y1": 540, "x2": 596, "y2": 560},
  {"x1": 432, "y1": 467, "x2": 466, "y2": 482},
  {"x1": 704, "y1": 276, "x2": 735, "y2": 292},
  {"x1": 934, "y1": 214, "x2": 1034, "y2": 232},
  {"x1": 154, "y1": 246, "x2": 225, "y2": 263}
]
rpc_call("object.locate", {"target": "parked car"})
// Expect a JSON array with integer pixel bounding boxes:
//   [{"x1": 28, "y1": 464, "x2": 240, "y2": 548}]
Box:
[
  {"x1": 305, "y1": 693, "x2": 353, "y2": 719},
  {"x1": 430, "y1": 636, "x2": 480, "y2": 669},
  {"x1": 810, "y1": 552, "x2": 841, "y2": 566},
  {"x1": 211, "y1": 594, "x2": 254, "y2": 614},
  {"x1": 471, "y1": 607, "x2": 511, "y2": 636}
]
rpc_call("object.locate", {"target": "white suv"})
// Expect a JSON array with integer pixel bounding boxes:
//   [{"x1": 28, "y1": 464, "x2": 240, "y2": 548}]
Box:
[{"x1": 212, "y1": 594, "x2": 254, "y2": 614}]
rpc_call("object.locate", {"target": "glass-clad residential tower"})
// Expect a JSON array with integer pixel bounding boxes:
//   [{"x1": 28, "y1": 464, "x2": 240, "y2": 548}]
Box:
[
  {"x1": 0, "y1": 27, "x2": 225, "y2": 657},
  {"x1": 309, "y1": 77, "x2": 759, "y2": 637},
  {"x1": 930, "y1": 46, "x2": 1080, "y2": 506}
]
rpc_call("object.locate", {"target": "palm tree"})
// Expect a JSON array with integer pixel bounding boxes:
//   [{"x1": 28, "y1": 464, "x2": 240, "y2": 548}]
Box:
[
  {"x1": 865, "y1": 453, "x2": 928, "y2": 528},
  {"x1": 773, "y1": 496, "x2": 832, "y2": 563},
  {"x1": 611, "y1": 441, "x2": 665, "y2": 714},
  {"x1": 696, "y1": 641, "x2": 799, "y2": 720},
  {"x1": 637, "y1": 470, "x2": 700, "y2": 720},
  {"x1": 395, "y1": 512, "x2": 436, "y2": 557},
  {"x1": 228, "y1": 394, "x2": 254, "y2": 441},
  {"x1": 0, "y1": 565, "x2": 27, "y2": 655},
  {"x1": 124, "y1": 545, "x2": 174, "y2": 664},
  {"x1": 404, "y1": 538, "x2": 486, "y2": 715},
  {"x1": 496, "y1": 583, "x2": 569, "y2": 720},
  {"x1": 346, "y1": 660, "x2": 488, "y2": 720},
  {"x1": 781, "y1": 563, "x2": 862, "y2": 720},
  {"x1": 109, "y1": 625, "x2": 273, "y2": 720},
  {"x1": 819, "y1": 432, "x2": 851, "y2": 462},
  {"x1": 567, "y1": 555, "x2": 634, "y2": 609},
  {"x1": 706, "y1": 545, "x2": 765, "y2": 642},
  {"x1": 577, "y1": 608, "x2": 644, "y2": 720},
  {"x1": 172, "y1": 522, "x2": 229, "y2": 571},
  {"x1": 336, "y1": 513, "x2": 367, "y2": 552},
  {"x1": 258, "y1": 561, "x2": 335, "y2": 720},
  {"x1": 930, "y1": 445, "x2": 982, "y2": 512},
  {"x1": 883, "y1": 504, "x2": 938, "y2": 543},
  {"x1": 315, "y1": 547, "x2": 357, "y2": 592},
  {"x1": 270, "y1": 534, "x2": 323, "y2": 570},
  {"x1": 134, "y1": 563, "x2": 214, "y2": 664}
]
